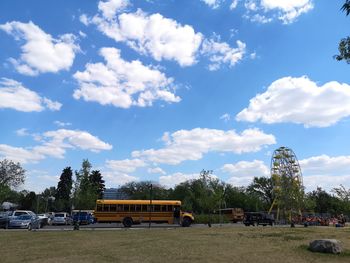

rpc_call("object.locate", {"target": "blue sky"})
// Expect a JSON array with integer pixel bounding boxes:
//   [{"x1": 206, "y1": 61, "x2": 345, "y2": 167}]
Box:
[{"x1": 1, "y1": 0, "x2": 350, "y2": 193}]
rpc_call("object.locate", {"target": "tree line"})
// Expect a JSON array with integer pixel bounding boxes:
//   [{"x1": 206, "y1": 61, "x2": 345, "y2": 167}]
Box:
[{"x1": 1, "y1": 160, "x2": 350, "y2": 216}]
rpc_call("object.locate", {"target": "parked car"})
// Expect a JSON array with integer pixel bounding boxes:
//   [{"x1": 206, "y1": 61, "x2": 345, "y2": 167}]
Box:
[
  {"x1": 9, "y1": 214, "x2": 41, "y2": 230},
  {"x1": 0, "y1": 212, "x2": 10, "y2": 229},
  {"x1": 243, "y1": 212, "x2": 275, "y2": 226},
  {"x1": 37, "y1": 214, "x2": 49, "y2": 227},
  {"x1": 52, "y1": 212, "x2": 72, "y2": 225},
  {"x1": 72, "y1": 210, "x2": 95, "y2": 225},
  {"x1": 8, "y1": 210, "x2": 35, "y2": 220}
]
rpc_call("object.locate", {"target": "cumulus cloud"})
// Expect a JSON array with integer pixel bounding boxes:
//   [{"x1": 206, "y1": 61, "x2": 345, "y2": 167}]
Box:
[
  {"x1": 0, "y1": 129, "x2": 112, "y2": 163},
  {"x1": 244, "y1": 0, "x2": 313, "y2": 24},
  {"x1": 0, "y1": 78, "x2": 61, "y2": 112},
  {"x1": 0, "y1": 21, "x2": 79, "y2": 75},
  {"x1": 222, "y1": 160, "x2": 269, "y2": 177},
  {"x1": 102, "y1": 171, "x2": 138, "y2": 187},
  {"x1": 148, "y1": 167, "x2": 166, "y2": 175},
  {"x1": 230, "y1": 0, "x2": 240, "y2": 10},
  {"x1": 98, "y1": 0, "x2": 130, "y2": 20},
  {"x1": 159, "y1": 172, "x2": 200, "y2": 188},
  {"x1": 236, "y1": 76, "x2": 350, "y2": 128},
  {"x1": 201, "y1": 38, "x2": 246, "y2": 71},
  {"x1": 106, "y1": 158, "x2": 147, "y2": 173},
  {"x1": 54, "y1": 121, "x2": 72, "y2": 127},
  {"x1": 132, "y1": 128, "x2": 276, "y2": 165},
  {"x1": 86, "y1": 8, "x2": 203, "y2": 66},
  {"x1": 73, "y1": 47, "x2": 180, "y2": 108},
  {"x1": 223, "y1": 160, "x2": 269, "y2": 186}
]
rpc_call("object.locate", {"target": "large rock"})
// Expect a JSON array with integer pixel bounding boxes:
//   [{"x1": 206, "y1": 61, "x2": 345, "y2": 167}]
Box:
[{"x1": 309, "y1": 239, "x2": 342, "y2": 254}]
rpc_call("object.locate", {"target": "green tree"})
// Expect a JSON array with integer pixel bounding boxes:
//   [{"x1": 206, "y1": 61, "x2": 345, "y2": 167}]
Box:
[
  {"x1": 120, "y1": 181, "x2": 170, "y2": 200},
  {"x1": 0, "y1": 159, "x2": 25, "y2": 188},
  {"x1": 55, "y1": 167, "x2": 73, "y2": 212},
  {"x1": 247, "y1": 176, "x2": 274, "y2": 210},
  {"x1": 89, "y1": 170, "x2": 105, "y2": 199},
  {"x1": 335, "y1": 1, "x2": 350, "y2": 63}
]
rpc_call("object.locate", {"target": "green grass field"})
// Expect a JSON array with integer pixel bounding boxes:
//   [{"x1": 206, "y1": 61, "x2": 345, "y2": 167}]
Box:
[{"x1": 1, "y1": 226, "x2": 350, "y2": 263}]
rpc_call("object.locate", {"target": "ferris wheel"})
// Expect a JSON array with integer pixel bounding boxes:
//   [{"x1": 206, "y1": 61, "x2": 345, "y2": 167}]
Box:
[{"x1": 269, "y1": 146, "x2": 304, "y2": 222}]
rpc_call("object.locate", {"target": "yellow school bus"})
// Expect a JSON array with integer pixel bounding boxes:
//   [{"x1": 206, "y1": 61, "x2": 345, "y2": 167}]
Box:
[{"x1": 94, "y1": 199, "x2": 194, "y2": 227}]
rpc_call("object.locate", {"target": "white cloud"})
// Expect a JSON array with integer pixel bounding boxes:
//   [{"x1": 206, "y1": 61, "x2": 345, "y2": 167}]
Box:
[
  {"x1": 299, "y1": 155, "x2": 350, "y2": 191},
  {"x1": 103, "y1": 171, "x2": 138, "y2": 187},
  {"x1": 73, "y1": 47, "x2": 180, "y2": 108},
  {"x1": 244, "y1": 0, "x2": 313, "y2": 24},
  {"x1": 98, "y1": 0, "x2": 130, "y2": 20},
  {"x1": 16, "y1": 128, "x2": 30, "y2": 137},
  {"x1": 220, "y1": 113, "x2": 231, "y2": 122},
  {"x1": 89, "y1": 9, "x2": 203, "y2": 66},
  {"x1": 159, "y1": 172, "x2": 200, "y2": 188},
  {"x1": 223, "y1": 160, "x2": 269, "y2": 187},
  {"x1": 236, "y1": 76, "x2": 350, "y2": 128},
  {"x1": 222, "y1": 160, "x2": 269, "y2": 177},
  {"x1": 0, "y1": 144, "x2": 44, "y2": 164},
  {"x1": 54, "y1": 121, "x2": 72, "y2": 127},
  {"x1": 201, "y1": 38, "x2": 246, "y2": 70},
  {"x1": 201, "y1": 0, "x2": 223, "y2": 9},
  {"x1": 148, "y1": 167, "x2": 166, "y2": 175},
  {"x1": 0, "y1": 78, "x2": 61, "y2": 112},
  {"x1": 0, "y1": 21, "x2": 79, "y2": 75},
  {"x1": 132, "y1": 128, "x2": 276, "y2": 165},
  {"x1": 230, "y1": 0, "x2": 240, "y2": 10},
  {"x1": 0, "y1": 129, "x2": 112, "y2": 164},
  {"x1": 106, "y1": 158, "x2": 147, "y2": 173}
]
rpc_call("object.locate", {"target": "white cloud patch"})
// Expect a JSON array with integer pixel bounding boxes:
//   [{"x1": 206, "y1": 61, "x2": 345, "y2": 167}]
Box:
[
  {"x1": 148, "y1": 167, "x2": 166, "y2": 175},
  {"x1": 73, "y1": 47, "x2": 180, "y2": 108},
  {"x1": 132, "y1": 128, "x2": 276, "y2": 165},
  {"x1": 0, "y1": 129, "x2": 112, "y2": 164},
  {"x1": 236, "y1": 76, "x2": 350, "y2": 128},
  {"x1": 201, "y1": 38, "x2": 246, "y2": 71},
  {"x1": 0, "y1": 78, "x2": 61, "y2": 112},
  {"x1": 101, "y1": 171, "x2": 138, "y2": 188},
  {"x1": 230, "y1": 0, "x2": 240, "y2": 10},
  {"x1": 87, "y1": 9, "x2": 203, "y2": 66},
  {"x1": 244, "y1": 0, "x2": 313, "y2": 24},
  {"x1": 54, "y1": 121, "x2": 72, "y2": 127},
  {"x1": 159, "y1": 172, "x2": 200, "y2": 188},
  {"x1": 220, "y1": 113, "x2": 231, "y2": 122},
  {"x1": 201, "y1": 0, "x2": 223, "y2": 9},
  {"x1": 98, "y1": 0, "x2": 130, "y2": 20},
  {"x1": 106, "y1": 158, "x2": 147, "y2": 173},
  {"x1": 222, "y1": 160, "x2": 269, "y2": 177},
  {"x1": 0, "y1": 21, "x2": 79, "y2": 75}
]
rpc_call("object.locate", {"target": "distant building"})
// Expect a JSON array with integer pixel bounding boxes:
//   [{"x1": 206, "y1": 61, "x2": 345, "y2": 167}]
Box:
[{"x1": 103, "y1": 188, "x2": 129, "y2": 200}]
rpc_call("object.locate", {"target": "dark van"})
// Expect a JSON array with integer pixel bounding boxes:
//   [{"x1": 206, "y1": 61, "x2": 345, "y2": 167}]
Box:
[{"x1": 243, "y1": 212, "x2": 275, "y2": 226}]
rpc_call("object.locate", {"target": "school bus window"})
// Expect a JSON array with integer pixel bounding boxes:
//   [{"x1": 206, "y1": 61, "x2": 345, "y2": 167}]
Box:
[
  {"x1": 123, "y1": 205, "x2": 130, "y2": 212},
  {"x1": 97, "y1": 204, "x2": 103, "y2": 212},
  {"x1": 110, "y1": 204, "x2": 117, "y2": 212},
  {"x1": 117, "y1": 204, "x2": 123, "y2": 211},
  {"x1": 103, "y1": 205, "x2": 110, "y2": 212},
  {"x1": 154, "y1": 205, "x2": 161, "y2": 212},
  {"x1": 130, "y1": 205, "x2": 135, "y2": 212},
  {"x1": 160, "y1": 205, "x2": 167, "y2": 212},
  {"x1": 142, "y1": 205, "x2": 148, "y2": 212},
  {"x1": 135, "y1": 205, "x2": 141, "y2": 212},
  {"x1": 167, "y1": 205, "x2": 173, "y2": 212}
]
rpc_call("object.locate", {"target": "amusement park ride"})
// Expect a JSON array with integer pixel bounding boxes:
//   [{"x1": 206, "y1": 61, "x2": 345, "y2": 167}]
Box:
[{"x1": 268, "y1": 146, "x2": 304, "y2": 223}]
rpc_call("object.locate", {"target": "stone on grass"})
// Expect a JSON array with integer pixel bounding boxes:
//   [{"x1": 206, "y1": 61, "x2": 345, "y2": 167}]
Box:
[{"x1": 309, "y1": 239, "x2": 342, "y2": 254}]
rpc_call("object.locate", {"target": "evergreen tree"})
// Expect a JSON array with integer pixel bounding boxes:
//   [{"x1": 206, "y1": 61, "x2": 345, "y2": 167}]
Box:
[
  {"x1": 89, "y1": 170, "x2": 105, "y2": 199},
  {"x1": 55, "y1": 167, "x2": 73, "y2": 212}
]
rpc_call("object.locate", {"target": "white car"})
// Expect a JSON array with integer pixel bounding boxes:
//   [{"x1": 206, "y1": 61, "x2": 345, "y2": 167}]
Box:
[{"x1": 52, "y1": 212, "x2": 72, "y2": 225}]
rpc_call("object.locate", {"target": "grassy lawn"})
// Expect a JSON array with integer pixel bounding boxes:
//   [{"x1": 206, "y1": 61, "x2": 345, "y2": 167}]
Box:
[{"x1": 1, "y1": 226, "x2": 350, "y2": 263}]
